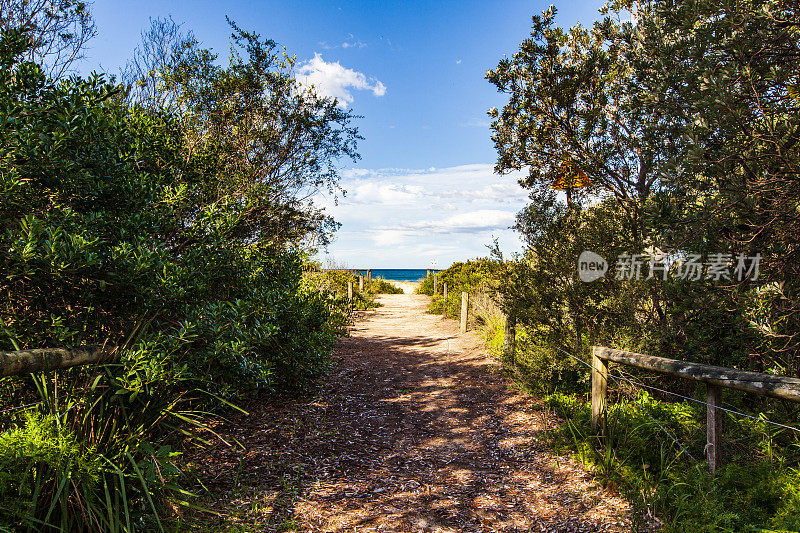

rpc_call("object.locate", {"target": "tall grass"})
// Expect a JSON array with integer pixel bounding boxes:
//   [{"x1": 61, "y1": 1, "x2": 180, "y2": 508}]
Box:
[
  {"x1": 545, "y1": 390, "x2": 800, "y2": 531},
  {"x1": 458, "y1": 286, "x2": 800, "y2": 531},
  {"x1": 0, "y1": 345, "x2": 220, "y2": 531}
]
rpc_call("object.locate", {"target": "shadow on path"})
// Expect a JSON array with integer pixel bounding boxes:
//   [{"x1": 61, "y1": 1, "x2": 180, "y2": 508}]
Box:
[{"x1": 194, "y1": 293, "x2": 636, "y2": 532}]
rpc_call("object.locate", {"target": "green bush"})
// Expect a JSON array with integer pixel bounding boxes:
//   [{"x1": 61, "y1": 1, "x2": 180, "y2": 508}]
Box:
[
  {"x1": 0, "y1": 24, "x2": 353, "y2": 530},
  {"x1": 419, "y1": 260, "x2": 501, "y2": 319},
  {"x1": 545, "y1": 390, "x2": 800, "y2": 532},
  {"x1": 0, "y1": 412, "x2": 102, "y2": 527},
  {"x1": 367, "y1": 277, "x2": 404, "y2": 294},
  {"x1": 303, "y1": 270, "x2": 382, "y2": 310}
]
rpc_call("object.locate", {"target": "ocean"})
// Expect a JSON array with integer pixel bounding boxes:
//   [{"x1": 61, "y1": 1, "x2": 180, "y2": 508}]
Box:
[{"x1": 360, "y1": 269, "x2": 433, "y2": 282}]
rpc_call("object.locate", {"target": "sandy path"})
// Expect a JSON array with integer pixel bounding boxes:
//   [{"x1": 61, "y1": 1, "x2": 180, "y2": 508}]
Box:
[{"x1": 195, "y1": 292, "x2": 637, "y2": 532}]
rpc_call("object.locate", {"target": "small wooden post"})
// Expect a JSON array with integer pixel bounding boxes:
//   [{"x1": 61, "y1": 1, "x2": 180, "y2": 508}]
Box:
[
  {"x1": 347, "y1": 280, "x2": 353, "y2": 302},
  {"x1": 460, "y1": 292, "x2": 469, "y2": 333},
  {"x1": 591, "y1": 346, "x2": 608, "y2": 435},
  {"x1": 367, "y1": 269, "x2": 372, "y2": 281},
  {"x1": 358, "y1": 275, "x2": 364, "y2": 291},
  {"x1": 503, "y1": 313, "x2": 516, "y2": 364},
  {"x1": 443, "y1": 282, "x2": 448, "y2": 302},
  {"x1": 433, "y1": 274, "x2": 438, "y2": 294},
  {"x1": 706, "y1": 384, "x2": 721, "y2": 473}
]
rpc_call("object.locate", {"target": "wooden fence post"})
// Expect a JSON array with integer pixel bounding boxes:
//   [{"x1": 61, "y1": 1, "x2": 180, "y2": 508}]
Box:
[
  {"x1": 706, "y1": 384, "x2": 721, "y2": 473},
  {"x1": 359, "y1": 275, "x2": 364, "y2": 291},
  {"x1": 433, "y1": 274, "x2": 438, "y2": 294},
  {"x1": 503, "y1": 313, "x2": 516, "y2": 364},
  {"x1": 347, "y1": 281, "x2": 353, "y2": 302},
  {"x1": 367, "y1": 270, "x2": 372, "y2": 281},
  {"x1": 591, "y1": 346, "x2": 608, "y2": 435},
  {"x1": 443, "y1": 282, "x2": 448, "y2": 302},
  {"x1": 460, "y1": 292, "x2": 469, "y2": 333}
]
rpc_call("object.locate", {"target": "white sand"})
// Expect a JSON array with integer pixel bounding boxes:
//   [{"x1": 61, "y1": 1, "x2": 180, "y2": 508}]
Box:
[{"x1": 393, "y1": 281, "x2": 420, "y2": 294}]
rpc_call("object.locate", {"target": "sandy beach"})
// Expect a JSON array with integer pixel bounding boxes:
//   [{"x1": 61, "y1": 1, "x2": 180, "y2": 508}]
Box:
[{"x1": 392, "y1": 280, "x2": 419, "y2": 294}]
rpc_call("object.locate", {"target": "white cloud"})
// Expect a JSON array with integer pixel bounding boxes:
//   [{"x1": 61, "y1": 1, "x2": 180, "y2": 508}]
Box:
[
  {"x1": 441, "y1": 182, "x2": 528, "y2": 203},
  {"x1": 341, "y1": 34, "x2": 367, "y2": 49},
  {"x1": 319, "y1": 34, "x2": 368, "y2": 50},
  {"x1": 351, "y1": 182, "x2": 423, "y2": 205},
  {"x1": 296, "y1": 53, "x2": 386, "y2": 107},
  {"x1": 315, "y1": 164, "x2": 528, "y2": 265},
  {"x1": 409, "y1": 210, "x2": 516, "y2": 233},
  {"x1": 365, "y1": 210, "x2": 516, "y2": 246},
  {"x1": 370, "y1": 229, "x2": 413, "y2": 247}
]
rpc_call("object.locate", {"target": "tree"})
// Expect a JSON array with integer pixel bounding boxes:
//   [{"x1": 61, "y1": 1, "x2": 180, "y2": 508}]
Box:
[
  {"x1": 125, "y1": 18, "x2": 361, "y2": 248},
  {"x1": 486, "y1": 6, "x2": 681, "y2": 239},
  {"x1": 0, "y1": 0, "x2": 95, "y2": 78},
  {"x1": 638, "y1": 0, "x2": 800, "y2": 373},
  {"x1": 121, "y1": 16, "x2": 196, "y2": 110}
]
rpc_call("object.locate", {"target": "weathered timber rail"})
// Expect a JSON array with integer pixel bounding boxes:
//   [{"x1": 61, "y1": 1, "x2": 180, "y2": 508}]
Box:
[
  {"x1": 0, "y1": 346, "x2": 115, "y2": 377},
  {"x1": 591, "y1": 346, "x2": 800, "y2": 472}
]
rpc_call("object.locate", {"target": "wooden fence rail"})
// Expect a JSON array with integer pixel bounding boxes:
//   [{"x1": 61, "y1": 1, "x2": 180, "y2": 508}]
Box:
[
  {"x1": 591, "y1": 346, "x2": 800, "y2": 472},
  {"x1": 0, "y1": 346, "x2": 115, "y2": 377}
]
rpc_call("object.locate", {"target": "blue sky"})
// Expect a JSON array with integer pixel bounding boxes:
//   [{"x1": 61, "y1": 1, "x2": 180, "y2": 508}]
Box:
[{"x1": 79, "y1": 0, "x2": 604, "y2": 268}]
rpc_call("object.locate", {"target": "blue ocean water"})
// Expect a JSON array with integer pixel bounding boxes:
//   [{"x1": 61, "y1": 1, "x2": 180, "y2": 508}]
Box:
[{"x1": 361, "y1": 269, "x2": 432, "y2": 282}]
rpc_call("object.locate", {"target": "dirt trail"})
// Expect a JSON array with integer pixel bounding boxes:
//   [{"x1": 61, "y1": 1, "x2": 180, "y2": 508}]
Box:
[{"x1": 196, "y1": 291, "x2": 637, "y2": 532}]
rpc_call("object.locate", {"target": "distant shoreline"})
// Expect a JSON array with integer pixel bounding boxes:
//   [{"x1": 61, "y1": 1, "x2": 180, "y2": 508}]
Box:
[{"x1": 363, "y1": 268, "x2": 436, "y2": 284}]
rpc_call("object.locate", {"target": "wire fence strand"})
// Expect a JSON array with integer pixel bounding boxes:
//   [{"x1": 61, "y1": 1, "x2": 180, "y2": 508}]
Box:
[
  {"x1": 553, "y1": 346, "x2": 699, "y2": 461},
  {"x1": 551, "y1": 346, "x2": 800, "y2": 436}
]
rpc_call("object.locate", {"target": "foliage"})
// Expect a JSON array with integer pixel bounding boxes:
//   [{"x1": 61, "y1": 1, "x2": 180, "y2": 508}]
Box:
[
  {"x1": 419, "y1": 260, "x2": 502, "y2": 320},
  {"x1": 303, "y1": 270, "x2": 384, "y2": 310},
  {"x1": 0, "y1": 0, "x2": 96, "y2": 79},
  {"x1": 488, "y1": 0, "x2": 800, "y2": 375},
  {"x1": 486, "y1": 1, "x2": 800, "y2": 527},
  {"x1": 0, "y1": 412, "x2": 101, "y2": 526},
  {"x1": 121, "y1": 16, "x2": 196, "y2": 111},
  {"x1": 0, "y1": 17, "x2": 354, "y2": 530},
  {"x1": 546, "y1": 390, "x2": 800, "y2": 532},
  {"x1": 368, "y1": 277, "x2": 404, "y2": 295},
  {"x1": 637, "y1": 0, "x2": 800, "y2": 375},
  {"x1": 125, "y1": 17, "x2": 361, "y2": 247},
  {"x1": 486, "y1": 4, "x2": 673, "y2": 236}
]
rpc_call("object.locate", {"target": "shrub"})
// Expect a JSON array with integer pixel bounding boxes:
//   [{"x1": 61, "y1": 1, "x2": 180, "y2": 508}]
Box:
[
  {"x1": 544, "y1": 390, "x2": 800, "y2": 531},
  {"x1": 367, "y1": 277, "x2": 404, "y2": 294},
  {"x1": 0, "y1": 24, "x2": 353, "y2": 529},
  {"x1": 419, "y1": 260, "x2": 502, "y2": 319},
  {"x1": 302, "y1": 270, "x2": 382, "y2": 310}
]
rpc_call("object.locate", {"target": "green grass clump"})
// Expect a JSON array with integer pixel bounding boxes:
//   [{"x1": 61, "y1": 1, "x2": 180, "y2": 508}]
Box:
[
  {"x1": 367, "y1": 277, "x2": 403, "y2": 294},
  {"x1": 543, "y1": 390, "x2": 800, "y2": 532},
  {"x1": 303, "y1": 270, "x2": 382, "y2": 310},
  {"x1": 0, "y1": 412, "x2": 101, "y2": 526}
]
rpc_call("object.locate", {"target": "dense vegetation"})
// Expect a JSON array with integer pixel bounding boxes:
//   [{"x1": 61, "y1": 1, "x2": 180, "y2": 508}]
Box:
[
  {"x1": 2, "y1": 0, "x2": 799, "y2": 530},
  {"x1": 449, "y1": 0, "x2": 800, "y2": 529},
  {"x1": 304, "y1": 269, "x2": 404, "y2": 310},
  {"x1": 417, "y1": 261, "x2": 500, "y2": 322},
  {"x1": 0, "y1": 7, "x2": 357, "y2": 530}
]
